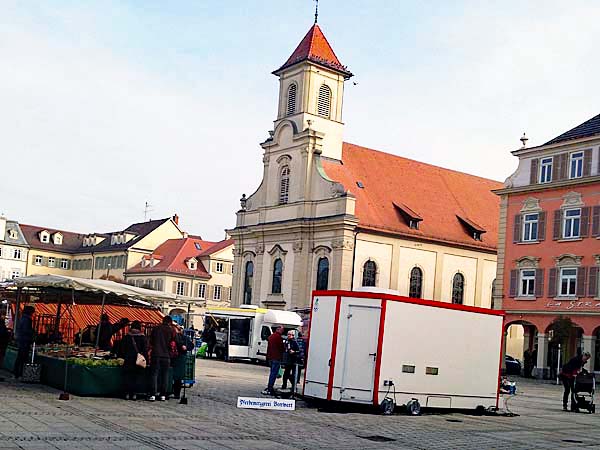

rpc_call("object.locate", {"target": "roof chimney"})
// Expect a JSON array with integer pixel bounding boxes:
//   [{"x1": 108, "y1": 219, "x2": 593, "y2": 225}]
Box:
[{"x1": 172, "y1": 214, "x2": 179, "y2": 225}]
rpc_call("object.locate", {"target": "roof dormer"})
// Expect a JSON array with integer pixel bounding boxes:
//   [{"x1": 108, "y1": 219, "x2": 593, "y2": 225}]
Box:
[
  {"x1": 393, "y1": 202, "x2": 423, "y2": 230},
  {"x1": 457, "y1": 215, "x2": 486, "y2": 241},
  {"x1": 53, "y1": 232, "x2": 63, "y2": 245},
  {"x1": 39, "y1": 230, "x2": 50, "y2": 243},
  {"x1": 186, "y1": 257, "x2": 198, "y2": 271}
]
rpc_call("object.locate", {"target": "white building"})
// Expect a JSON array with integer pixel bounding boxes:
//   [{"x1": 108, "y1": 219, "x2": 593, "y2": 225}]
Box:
[{"x1": 0, "y1": 216, "x2": 28, "y2": 281}]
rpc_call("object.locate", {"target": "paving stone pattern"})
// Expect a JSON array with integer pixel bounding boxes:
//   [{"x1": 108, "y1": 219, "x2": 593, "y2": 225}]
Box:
[{"x1": 1, "y1": 360, "x2": 599, "y2": 449}]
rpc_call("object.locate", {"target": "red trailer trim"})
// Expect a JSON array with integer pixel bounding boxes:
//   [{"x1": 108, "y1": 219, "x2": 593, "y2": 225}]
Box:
[
  {"x1": 326, "y1": 295, "x2": 342, "y2": 401},
  {"x1": 312, "y1": 290, "x2": 504, "y2": 316},
  {"x1": 301, "y1": 293, "x2": 316, "y2": 397},
  {"x1": 372, "y1": 299, "x2": 387, "y2": 406}
]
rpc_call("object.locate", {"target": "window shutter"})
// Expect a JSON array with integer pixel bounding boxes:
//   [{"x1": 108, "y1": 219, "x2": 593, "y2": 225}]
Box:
[
  {"x1": 509, "y1": 270, "x2": 518, "y2": 297},
  {"x1": 224, "y1": 287, "x2": 231, "y2": 302},
  {"x1": 529, "y1": 159, "x2": 539, "y2": 184},
  {"x1": 207, "y1": 285, "x2": 214, "y2": 300},
  {"x1": 589, "y1": 267, "x2": 599, "y2": 298},
  {"x1": 559, "y1": 153, "x2": 569, "y2": 179},
  {"x1": 552, "y1": 210, "x2": 562, "y2": 240},
  {"x1": 583, "y1": 149, "x2": 592, "y2": 176},
  {"x1": 67, "y1": 260, "x2": 71, "y2": 270},
  {"x1": 538, "y1": 211, "x2": 546, "y2": 241},
  {"x1": 535, "y1": 269, "x2": 544, "y2": 297},
  {"x1": 227, "y1": 264, "x2": 232, "y2": 275},
  {"x1": 513, "y1": 215, "x2": 522, "y2": 243},
  {"x1": 592, "y1": 206, "x2": 600, "y2": 237},
  {"x1": 580, "y1": 206, "x2": 591, "y2": 237},
  {"x1": 42, "y1": 256, "x2": 48, "y2": 266},
  {"x1": 211, "y1": 261, "x2": 217, "y2": 272},
  {"x1": 183, "y1": 282, "x2": 189, "y2": 296},
  {"x1": 548, "y1": 268, "x2": 557, "y2": 298},
  {"x1": 172, "y1": 281, "x2": 178, "y2": 294},
  {"x1": 576, "y1": 268, "x2": 587, "y2": 297}
]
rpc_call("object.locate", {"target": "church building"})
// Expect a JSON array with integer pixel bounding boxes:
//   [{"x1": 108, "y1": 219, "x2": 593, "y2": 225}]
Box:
[{"x1": 229, "y1": 22, "x2": 502, "y2": 312}]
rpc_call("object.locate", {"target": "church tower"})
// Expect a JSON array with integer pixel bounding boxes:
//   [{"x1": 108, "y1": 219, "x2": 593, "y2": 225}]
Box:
[{"x1": 271, "y1": 23, "x2": 353, "y2": 160}]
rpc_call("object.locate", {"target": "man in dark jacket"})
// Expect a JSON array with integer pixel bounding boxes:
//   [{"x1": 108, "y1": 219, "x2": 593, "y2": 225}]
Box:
[
  {"x1": 282, "y1": 330, "x2": 300, "y2": 392},
  {"x1": 262, "y1": 326, "x2": 284, "y2": 395},
  {"x1": 0, "y1": 313, "x2": 11, "y2": 371},
  {"x1": 96, "y1": 315, "x2": 129, "y2": 351},
  {"x1": 560, "y1": 352, "x2": 591, "y2": 411},
  {"x1": 149, "y1": 316, "x2": 174, "y2": 401},
  {"x1": 14, "y1": 306, "x2": 35, "y2": 379}
]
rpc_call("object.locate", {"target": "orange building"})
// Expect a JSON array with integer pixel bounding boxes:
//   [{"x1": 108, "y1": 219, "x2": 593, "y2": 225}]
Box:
[{"x1": 495, "y1": 114, "x2": 600, "y2": 378}]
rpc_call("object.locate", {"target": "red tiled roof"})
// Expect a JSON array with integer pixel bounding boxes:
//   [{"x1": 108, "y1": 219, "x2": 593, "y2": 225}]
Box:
[
  {"x1": 322, "y1": 143, "x2": 502, "y2": 252},
  {"x1": 274, "y1": 24, "x2": 352, "y2": 77},
  {"x1": 126, "y1": 237, "x2": 232, "y2": 277}
]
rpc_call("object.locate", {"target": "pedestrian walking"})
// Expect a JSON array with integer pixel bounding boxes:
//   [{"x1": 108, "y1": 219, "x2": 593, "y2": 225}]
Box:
[
  {"x1": 171, "y1": 324, "x2": 193, "y2": 400},
  {"x1": 121, "y1": 321, "x2": 148, "y2": 400},
  {"x1": 203, "y1": 326, "x2": 217, "y2": 358},
  {"x1": 13, "y1": 305, "x2": 35, "y2": 379},
  {"x1": 523, "y1": 349, "x2": 532, "y2": 378},
  {"x1": 295, "y1": 332, "x2": 306, "y2": 384},
  {"x1": 149, "y1": 316, "x2": 175, "y2": 401},
  {"x1": 560, "y1": 352, "x2": 591, "y2": 411},
  {"x1": 282, "y1": 330, "x2": 300, "y2": 393},
  {"x1": 262, "y1": 326, "x2": 284, "y2": 396}
]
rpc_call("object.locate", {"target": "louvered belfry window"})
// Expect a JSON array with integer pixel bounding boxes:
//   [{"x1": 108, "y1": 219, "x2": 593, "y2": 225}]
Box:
[
  {"x1": 317, "y1": 84, "x2": 331, "y2": 118},
  {"x1": 287, "y1": 83, "x2": 297, "y2": 115},
  {"x1": 279, "y1": 165, "x2": 290, "y2": 204}
]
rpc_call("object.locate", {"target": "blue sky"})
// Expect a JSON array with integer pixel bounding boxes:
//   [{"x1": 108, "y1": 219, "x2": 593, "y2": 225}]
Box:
[{"x1": 1, "y1": 1, "x2": 599, "y2": 240}]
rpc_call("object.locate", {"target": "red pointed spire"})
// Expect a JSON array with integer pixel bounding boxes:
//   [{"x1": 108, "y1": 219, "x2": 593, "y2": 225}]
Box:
[{"x1": 274, "y1": 24, "x2": 352, "y2": 78}]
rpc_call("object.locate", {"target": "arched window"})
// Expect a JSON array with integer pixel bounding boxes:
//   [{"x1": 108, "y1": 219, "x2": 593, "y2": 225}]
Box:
[
  {"x1": 362, "y1": 260, "x2": 377, "y2": 287},
  {"x1": 243, "y1": 261, "x2": 254, "y2": 305},
  {"x1": 272, "y1": 258, "x2": 283, "y2": 294},
  {"x1": 452, "y1": 273, "x2": 465, "y2": 305},
  {"x1": 316, "y1": 257, "x2": 329, "y2": 290},
  {"x1": 279, "y1": 165, "x2": 290, "y2": 204},
  {"x1": 286, "y1": 83, "x2": 297, "y2": 115},
  {"x1": 409, "y1": 267, "x2": 423, "y2": 298},
  {"x1": 317, "y1": 85, "x2": 331, "y2": 118}
]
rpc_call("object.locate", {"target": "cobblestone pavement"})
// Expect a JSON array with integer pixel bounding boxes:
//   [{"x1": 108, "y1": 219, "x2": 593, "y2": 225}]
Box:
[{"x1": 1, "y1": 359, "x2": 599, "y2": 450}]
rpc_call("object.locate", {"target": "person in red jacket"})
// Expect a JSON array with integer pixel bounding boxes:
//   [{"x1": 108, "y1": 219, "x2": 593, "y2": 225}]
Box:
[{"x1": 262, "y1": 326, "x2": 284, "y2": 395}]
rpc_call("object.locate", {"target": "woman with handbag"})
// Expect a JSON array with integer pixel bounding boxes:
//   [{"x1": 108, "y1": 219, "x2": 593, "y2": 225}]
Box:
[{"x1": 122, "y1": 321, "x2": 148, "y2": 400}]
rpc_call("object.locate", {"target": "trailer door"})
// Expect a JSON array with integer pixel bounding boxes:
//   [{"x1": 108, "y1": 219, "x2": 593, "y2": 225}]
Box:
[
  {"x1": 228, "y1": 318, "x2": 252, "y2": 358},
  {"x1": 339, "y1": 305, "x2": 380, "y2": 403}
]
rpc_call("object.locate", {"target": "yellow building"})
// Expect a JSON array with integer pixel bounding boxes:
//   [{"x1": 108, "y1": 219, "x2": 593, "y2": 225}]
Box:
[{"x1": 125, "y1": 237, "x2": 234, "y2": 328}]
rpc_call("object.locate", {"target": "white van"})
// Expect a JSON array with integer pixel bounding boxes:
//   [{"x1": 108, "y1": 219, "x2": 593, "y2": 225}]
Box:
[{"x1": 204, "y1": 305, "x2": 302, "y2": 361}]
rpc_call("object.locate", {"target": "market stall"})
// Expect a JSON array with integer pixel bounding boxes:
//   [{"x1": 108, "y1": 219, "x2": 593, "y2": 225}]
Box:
[{"x1": 1, "y1": 275, "x2": 182, "y2": 397}]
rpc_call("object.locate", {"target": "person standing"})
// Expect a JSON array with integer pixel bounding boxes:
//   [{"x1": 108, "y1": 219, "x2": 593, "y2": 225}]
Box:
[
  {"x1": 121, "y1": 321, "x2": 148, "y2": 400},
  {"x1": 0, "y1": 313, "x2": 11, "y2": 371},
  {"x1": 149, "y1": 316, "x2": 175, "y2": 401},
  {"x1": 560, "y1": 352, "x2": 591, "y2": 411},
  {"x1": 281, "y1": 331, "x2": 300, "y2": 393},
  {"x1": 171, "y1": 324, "x2": 193, "y2": 400},
  {"x1": 262, "y1": 326, "x2": 284, "y2": 396},
  {"x1": 295, "y1": 332, "x2": 306, "y2": 384},
  {"x1": 13, "y1": 306, "x2": 35, "y2": 379},
  {"x1": 203, "y1": 326, "x2": 217, "y2": 359},
  {"x1": 523, "y1": 349, "x2": 532, "y2": 378}
]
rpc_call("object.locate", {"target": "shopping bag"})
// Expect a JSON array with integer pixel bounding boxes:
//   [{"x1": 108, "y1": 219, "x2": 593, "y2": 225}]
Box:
[{"x1": 277, "y1": 367, "x2": 284, "y2": 379}]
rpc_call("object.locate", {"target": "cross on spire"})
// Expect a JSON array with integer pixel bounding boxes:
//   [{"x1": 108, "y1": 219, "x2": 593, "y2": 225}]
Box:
[{"x1": 314, "y1": 0, "x2": 319, "y2": 24}]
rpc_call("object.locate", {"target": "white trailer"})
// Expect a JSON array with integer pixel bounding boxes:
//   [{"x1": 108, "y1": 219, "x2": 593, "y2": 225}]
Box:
[
  {"x1": 205, "y1": 306, "x2": 302, "y2": 361},
  {"x1": 303, "y1": 290, "x2": 504, "y2": 413}
]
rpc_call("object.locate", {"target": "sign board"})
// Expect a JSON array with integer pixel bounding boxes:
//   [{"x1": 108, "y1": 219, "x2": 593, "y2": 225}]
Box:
[{"x1": 237, "y1": 397, "x2": 295, "y2": 411}]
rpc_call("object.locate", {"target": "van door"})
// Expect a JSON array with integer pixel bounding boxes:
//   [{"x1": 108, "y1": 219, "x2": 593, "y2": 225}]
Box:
[
  {"x1": 338, "y1": 305, "x2": 380, "y2": 403},
  {"x1": 256, "y1": 325, "x2": 272, "y2": 359},
  {"x1": 228, "y1": 318, "x2": 251, "y2": 359}
]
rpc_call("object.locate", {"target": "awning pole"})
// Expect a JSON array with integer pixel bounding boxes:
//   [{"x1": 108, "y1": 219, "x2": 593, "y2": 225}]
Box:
[{"x1": 94, "y1": 293, "x2": 107, "y2": 356}]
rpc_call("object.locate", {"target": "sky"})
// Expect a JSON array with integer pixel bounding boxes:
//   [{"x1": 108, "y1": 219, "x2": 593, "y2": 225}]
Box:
[{"x1": 1, "y1": 0, "x2": 599, "y2": 240}]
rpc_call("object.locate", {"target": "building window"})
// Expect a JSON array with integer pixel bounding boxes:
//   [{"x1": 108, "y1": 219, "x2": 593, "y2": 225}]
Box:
[
  {"x1": 53, "y1": 234, "x2": 63, "y2": 245},
  {"x1": 520, "y1": 269, "x2": 536, "y2": 297},
  {"x1": 452, "y1": 273, "x2": 464, "y2": 305},
  {"x1": 60, "y1": 259, "x2": 69, "y2": 270},
  {"x1": 286, "y1": 83, "x2": 297, "y2": 115},
  {"x1": 569, "y1": 152, "x2": 584, "y2": 179},
  {"x1": 176, "y1": 281, "x2": 185, "y2": 296},
  {"x1": 34, "y1": 255, "x2": 43, "y2": 266},
  {"x1": 243, "y1": 261, "x2": 253, "y2": 304},
  {"x1": 194, "y1": 242, "x2": 202, "y2": 250},
  {"x1": 317, "y1": 84, "x2": 331, "y2": 118},
  {"x1": 40, "y1": 232, "x2": 49, "y2": 243},
  {"x1": 155, "y1": 279, "x2": 163, "y2": 291},
  {"x1": 272, "y1": 259, "x2": 283, "y2": 294},
  {"x1": 409, "y1": 267, "x2": 423, "y2": 298},
  {"x1": 362, "y1": 260, "x2": 377, "y2": 287},
  {"x1": 13, "y1": 249, "x2": 22, "y2": 260},
  {"x1": 215, "y1": 262, "x2": 224, "y2": 273},
  {"x1": 189, "y1": 260, "x2": 197, "y2": 270},
  {"x1": 144, "y1": 279, "x2": 153, "y2": 289},
  {"x1": 316, "y1": 257, "x2": 329, "y2": 291},
  {"x1": 47, "y1": 257, "x2": 56, "y2": 268},
  {"x1": 522, "y1": 213, "x2": 539, "y2": 242},
  {"x1": 214, "y1": 285, "x2": 222, "y2": 300},
  {"x1": 279, "y1": 165, "x2": 290, "y2": 205},
  {"x1": 540, "y1": 157, "x2": 552, "y2": 183},
  {"x1": 9, "y1": 230, "x2": 18, "y2": 239},
  {"x1": 11, "y1": 270, "x2": 20, "y2": 279},
  {"x1": 559, "y1": 268, "x2": 577, "y2": 297},
  {"x1": 198, "y1": 283, "x2": 206, "y2": 299},
  {"x1": 563, "y1": 208, "x2": 581, "y2": 239}
]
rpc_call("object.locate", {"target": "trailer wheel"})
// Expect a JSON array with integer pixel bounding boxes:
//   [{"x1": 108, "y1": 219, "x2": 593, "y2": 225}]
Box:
[{"x1": 406, "y1": 400, "x2": 421, "y2": 416}]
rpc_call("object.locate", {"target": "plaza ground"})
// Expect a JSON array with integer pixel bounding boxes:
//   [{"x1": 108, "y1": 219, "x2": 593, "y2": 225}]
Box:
[{"x1": 0, "y1": 359, "x2": 599, "y2": 450}]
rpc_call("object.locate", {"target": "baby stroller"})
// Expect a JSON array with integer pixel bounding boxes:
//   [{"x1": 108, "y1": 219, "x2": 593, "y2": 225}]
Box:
[{"x1": 571, "y1": 371, "x2": 595, "y2": 413}]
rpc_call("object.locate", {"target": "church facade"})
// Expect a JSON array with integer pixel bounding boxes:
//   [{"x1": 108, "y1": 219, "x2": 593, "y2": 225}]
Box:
[{"x1": 229, "y1": 23, "x2": 501, "y2": 312}]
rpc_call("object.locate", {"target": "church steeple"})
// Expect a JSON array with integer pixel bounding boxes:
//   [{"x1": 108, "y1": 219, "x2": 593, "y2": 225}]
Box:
[{"x1": 271, "y1": 24, "x2": 352, "y2": 160}]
